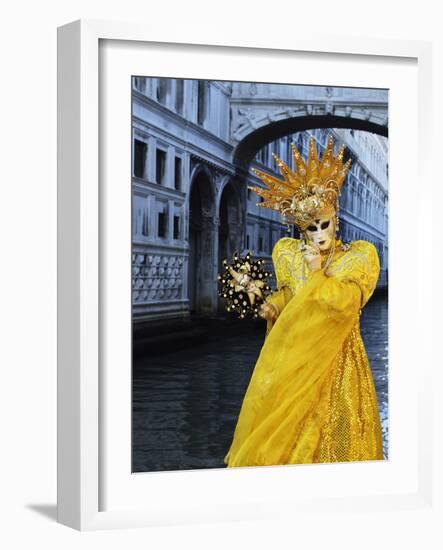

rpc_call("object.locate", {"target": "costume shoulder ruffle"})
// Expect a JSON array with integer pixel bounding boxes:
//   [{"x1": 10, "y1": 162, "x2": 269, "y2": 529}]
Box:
[
  {"x1": 271, "y1": 237, "x2": 301, "y2": 260},
  {"x1": 334, "y1": 240, "x2": 380, "y2": 306}
]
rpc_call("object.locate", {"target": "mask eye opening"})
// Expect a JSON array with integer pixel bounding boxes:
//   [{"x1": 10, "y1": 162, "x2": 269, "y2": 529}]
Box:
[{"x1": 321, "y1": 220, "x2": 330, "y2": 230}]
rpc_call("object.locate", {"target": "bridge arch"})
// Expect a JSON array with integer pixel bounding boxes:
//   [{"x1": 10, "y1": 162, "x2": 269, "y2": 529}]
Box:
[{"x1": 233, "y1": 114, "x2": 388, "y2": 167}]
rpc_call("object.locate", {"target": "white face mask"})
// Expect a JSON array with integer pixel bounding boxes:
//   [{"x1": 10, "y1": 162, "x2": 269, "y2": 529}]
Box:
[{"x1": 305, "y1": 215, "x2": 335, "y2": 251}]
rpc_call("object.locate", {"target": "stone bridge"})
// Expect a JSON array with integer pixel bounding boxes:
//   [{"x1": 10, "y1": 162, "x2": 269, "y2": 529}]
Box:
[{"x1": 229, "y1": 83, "x2": 388, "y2": 165}]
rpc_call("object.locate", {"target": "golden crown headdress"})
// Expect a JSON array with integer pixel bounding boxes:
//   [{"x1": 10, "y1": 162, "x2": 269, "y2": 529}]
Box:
[{"x1": 249, "y1": 135, "x2": 351, "y2": 230}]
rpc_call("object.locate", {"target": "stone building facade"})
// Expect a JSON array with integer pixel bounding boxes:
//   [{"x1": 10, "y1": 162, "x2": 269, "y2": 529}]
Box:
[{"x1": 132, "y1": 78, "x2": 388, "y2": 322}]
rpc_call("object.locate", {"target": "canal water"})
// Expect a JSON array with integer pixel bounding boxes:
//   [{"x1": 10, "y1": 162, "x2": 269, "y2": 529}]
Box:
[{"x1": 132, "y1": 295, "x2": 388, "y2": 472}]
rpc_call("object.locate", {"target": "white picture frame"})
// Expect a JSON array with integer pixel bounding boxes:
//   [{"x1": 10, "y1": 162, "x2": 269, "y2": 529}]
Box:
[{"x1": 57, "y1": 19, "x2": 435, "y2": 531}]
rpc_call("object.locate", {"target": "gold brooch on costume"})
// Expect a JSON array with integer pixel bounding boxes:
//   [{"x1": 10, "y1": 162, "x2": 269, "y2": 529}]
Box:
[
  {"x1": 249, "y1": 135, "x2": 351, "y2": 230},
  {"x1": 217, "y1": 252, "x2": 271, "y2": 319}
]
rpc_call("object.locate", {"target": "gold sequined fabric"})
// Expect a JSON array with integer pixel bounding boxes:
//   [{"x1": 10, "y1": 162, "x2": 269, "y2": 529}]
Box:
[{"x1": 224, "y1": 237, "x2": 383, "y2": 467}]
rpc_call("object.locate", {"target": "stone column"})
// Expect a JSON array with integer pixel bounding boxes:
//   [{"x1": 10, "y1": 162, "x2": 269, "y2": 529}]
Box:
[
  {"x1": 227, "y1": 220, "x2": 242, "y2": 259},
  {"x1": 198, "y1": 215, "x2": 219, "y2": 314},
  {"x1": 147, "y1": 136, "x2": 157, "y2": 183},
  {"x1": 168, "y1": 199, "x2": 175, "y2": 241},
  {"x1": 166, "y1": 145, "x2": 175, "y2": 189},
  {"x1": 170, "y1": 79, "x2": 177, "y2": 112}
]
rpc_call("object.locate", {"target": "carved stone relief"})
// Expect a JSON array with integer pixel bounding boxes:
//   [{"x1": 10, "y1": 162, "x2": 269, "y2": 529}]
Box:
[{"x1": 132, "y1": 253, "x2": 184, "y2": 303}]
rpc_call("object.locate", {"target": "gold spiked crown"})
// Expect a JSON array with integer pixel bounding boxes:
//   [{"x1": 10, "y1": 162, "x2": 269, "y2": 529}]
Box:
[{"x1": 249, "y1": 135, "x2": 351, "y2": 230}]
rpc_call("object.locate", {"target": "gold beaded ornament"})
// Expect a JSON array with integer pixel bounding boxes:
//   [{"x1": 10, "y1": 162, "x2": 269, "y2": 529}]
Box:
[
  {"x1": 249, "y1": 135, "x2": 351, "y2": 230},
  {"x1": 217, "y1": 251, "x2": 272, "y2": 319}
]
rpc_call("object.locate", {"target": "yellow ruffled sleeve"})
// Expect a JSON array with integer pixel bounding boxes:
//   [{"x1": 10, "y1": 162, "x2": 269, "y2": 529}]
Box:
[
  {"x1": 341, "y1": 240, "x2": 380, "y2": 307},
  {"x1": 327, "y1": 240, "x2": 380, "y2": 308},
  {"x1": 264, "y1": 238, "x2": 294, "y2": 335},
  {"x1": 264, "y1": 287, "x2": 293, "y2": 336}
]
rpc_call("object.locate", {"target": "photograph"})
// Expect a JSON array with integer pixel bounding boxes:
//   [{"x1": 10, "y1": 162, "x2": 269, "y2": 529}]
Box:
[{"x1": 131, "y1": 77, "x2": 389, "y2": 472}]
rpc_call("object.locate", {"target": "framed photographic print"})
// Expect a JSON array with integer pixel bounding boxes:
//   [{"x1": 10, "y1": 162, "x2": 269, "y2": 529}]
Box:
[
  {"x1": 57, "y1": 19, "x2": 434, "y2": 531},
  {"x1": 130, "y1": 78, "x2": 389, "y2": 473}
]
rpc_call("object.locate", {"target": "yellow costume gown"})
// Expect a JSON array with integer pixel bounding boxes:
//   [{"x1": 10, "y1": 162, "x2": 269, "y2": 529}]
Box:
[{"x1": 224, "y1": 237, "x2": 384, "y2": 467}]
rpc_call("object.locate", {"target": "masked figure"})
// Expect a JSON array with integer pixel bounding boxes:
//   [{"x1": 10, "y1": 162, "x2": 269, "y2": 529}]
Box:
[{"x1": 224, "y1": 135, "x2": 383, "y2": 467}]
